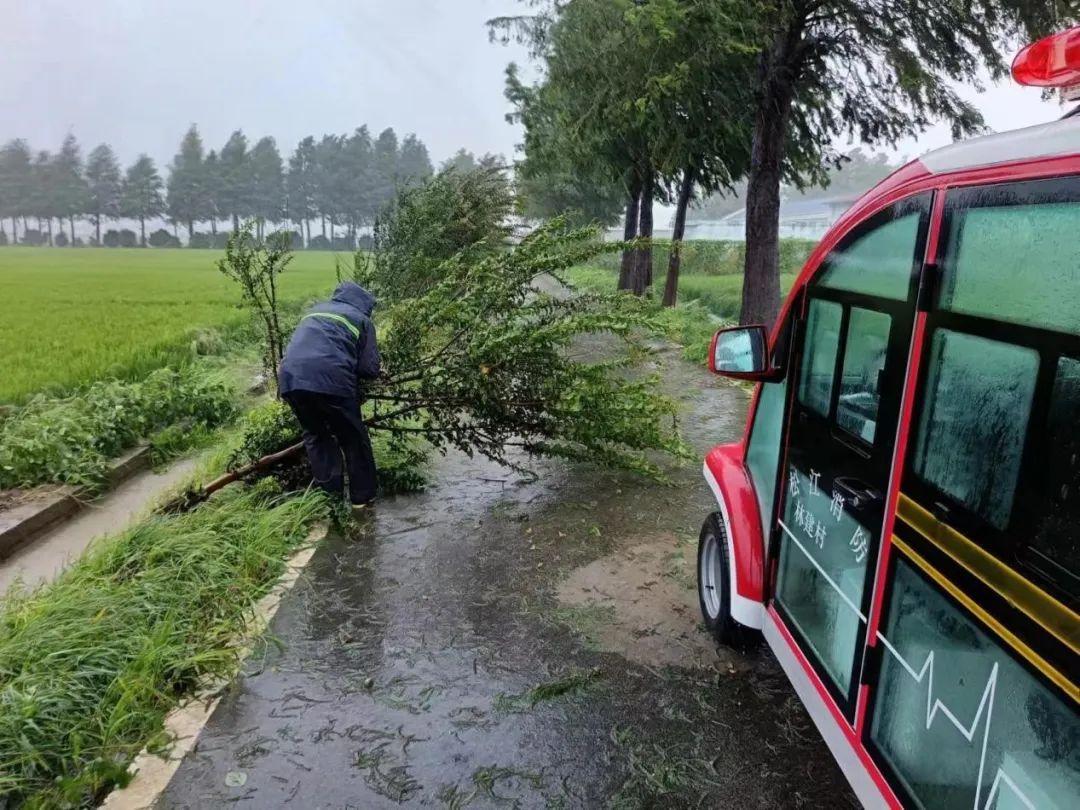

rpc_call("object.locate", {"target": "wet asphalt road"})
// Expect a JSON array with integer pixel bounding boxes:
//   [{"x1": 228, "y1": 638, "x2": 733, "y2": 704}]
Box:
[{"x1": 159, "y1": 342, "x2": 855, "y2": 809}]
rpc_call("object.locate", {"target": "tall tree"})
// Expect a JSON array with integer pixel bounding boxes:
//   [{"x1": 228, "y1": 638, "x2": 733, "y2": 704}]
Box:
[
  {"x1": 84, "y1": 143, "x2": 122, "y2": 246},
  {"x1": 286, "y1": 136, "x2": 318, "y2": 246},
  {"x1": 498, "y1": 0, "x2": 658, "y2": 294},
  {"x1": 166, "y1": 125, "x2": 207, "y2": 240},
  {"x1": 203, "y1": 149, "x2": 222, "y2": 235},
  {"x1": 0, "y1": 139, "x2": 33, "y2": 243},
  {"x1": 623, "y1": 0, "x2": 755, "y2": 306},
  {"x1": 736, "y1": 1, "x2": 1067, "y2": 327},
  {"x1": 218, "y1": 130, "x2": 251, "y2": 232},
  {"x1": 397, "y1": 134, "x2": 434, "y2": 187},
  {"x1": 372, "y1": 127, "x2": 400, "y2": 216},
  {"x1": 500, "y1": 0, "x2": 754, "y2": 296},
  {"x1": 342, "y1": 127, "x2": 374, "y2": 240},
  {"x1": 505, "y1": 64, "x2": 625, "y2": 228},
  {"x1": 52, "y1": 134, "x2": 88, "y2": 245},
  {"x1": 440, "y1": 148, "x2": 479, "y2": 174},
  {"x1": 313, "y1": 135, "x2": 345, "y2": 241},
  {"x1": 30, "y1": 151, "x2": 55, "y2": 244},
  {"x1": 249, "y1": 136, "x2": 284, "y2": 238},
  {"x1": 122, "y1": 154, "x2": 165, "y2": 246}
]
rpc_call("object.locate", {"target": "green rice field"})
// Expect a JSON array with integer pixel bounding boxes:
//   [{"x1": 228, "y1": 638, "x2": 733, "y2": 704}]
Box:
[{"x1": 0, "y1": 248, "x2": 350, "y2": 404}]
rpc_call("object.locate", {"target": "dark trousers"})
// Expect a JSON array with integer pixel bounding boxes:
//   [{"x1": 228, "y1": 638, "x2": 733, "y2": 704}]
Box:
[{"x1": 283, "y1": 391, "x2": 377, "y2": 505}]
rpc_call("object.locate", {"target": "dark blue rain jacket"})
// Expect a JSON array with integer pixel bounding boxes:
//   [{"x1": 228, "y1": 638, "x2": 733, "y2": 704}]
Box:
[{"x1": 279, "y1": 281, "x2": 381, "y2": 398}]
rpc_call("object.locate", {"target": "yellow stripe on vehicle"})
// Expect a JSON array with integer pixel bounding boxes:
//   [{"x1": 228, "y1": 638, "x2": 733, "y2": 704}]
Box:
[
  {"x1": 891, "y1": 535, "x2": 1077, "y2": 702},
  {"x1": 897, "y1": 493, "x2": 1079, "y2": 657}
]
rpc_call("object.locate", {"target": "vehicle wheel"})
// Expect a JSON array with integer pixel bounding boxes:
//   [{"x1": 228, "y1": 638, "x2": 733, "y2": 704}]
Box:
[{"x1": 697, "y1": 512, "x2": 749, "y2": 647}]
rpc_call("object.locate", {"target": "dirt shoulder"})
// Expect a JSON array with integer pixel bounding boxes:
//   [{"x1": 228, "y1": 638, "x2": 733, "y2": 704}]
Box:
[{"x1": 157, "y1": 339, "x2": 854, "y2": 809}]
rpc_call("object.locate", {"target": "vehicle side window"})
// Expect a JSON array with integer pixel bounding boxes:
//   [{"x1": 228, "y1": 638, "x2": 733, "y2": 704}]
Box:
[
  {"x1": 909, "y1": 177, "x2": 1080, "y2": 600},
  {"x1": 870, "y1": 559, "x2": 1080, "y2": 810},
  {"x1": 746, "y1": 378, "x2": 788, "y2": 537},
  {"x1": 1023, "y1": 356, "x2": 1080, "y2": 594},
  {"x1": 797, "y1": 299, "x2": 842, "y2": 417},
  {"x1": 941, "y1": 198, "x2": 1080, "y2": 335},
  {"x1": 816, "y1": 209, "x2": 921, "y2": 300},
  {"x1": 912, "y1": 331, "x2": 1038, "y2": 530},
  {"x1": 836, "y1": 308, "x2": 892, "y2": 444}
]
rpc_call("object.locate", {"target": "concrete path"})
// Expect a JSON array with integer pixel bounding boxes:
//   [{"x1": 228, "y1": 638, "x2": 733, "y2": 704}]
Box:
[
  {"x1": 157, "y1": 341, "x2": 855, "y2": 809},
  {"x1": 0, "y1": 457, "x2": 198, "y2": 594}
]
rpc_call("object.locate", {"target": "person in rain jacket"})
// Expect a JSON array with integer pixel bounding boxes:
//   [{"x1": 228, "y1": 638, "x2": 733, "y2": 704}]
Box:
[{"x1": 279, "y1": 281, "x2": 381, "y2": 508}]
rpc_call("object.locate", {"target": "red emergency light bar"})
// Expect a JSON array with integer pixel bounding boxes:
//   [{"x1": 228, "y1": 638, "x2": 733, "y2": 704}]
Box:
[{"x1": 1011, "y1": 26, "x2": 1080, "y2": 88}]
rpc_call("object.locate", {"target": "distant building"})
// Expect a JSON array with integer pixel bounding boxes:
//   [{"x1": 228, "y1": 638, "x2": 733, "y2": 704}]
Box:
[
  {"x1": 684, "y1": 193, "x2": 862, "y2": 241},
  {"x1": 603, "y1": 191, "x2": 863, "y2": 242}
]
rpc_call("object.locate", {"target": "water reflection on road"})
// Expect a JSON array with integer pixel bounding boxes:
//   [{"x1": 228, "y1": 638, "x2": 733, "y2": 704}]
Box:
[{"x1": 161, "y1": 341, "x2": 854, "y2": 809}]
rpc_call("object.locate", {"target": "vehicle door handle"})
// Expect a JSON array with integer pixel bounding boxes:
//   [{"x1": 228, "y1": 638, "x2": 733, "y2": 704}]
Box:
[{"x1": 833, "y1": 477, "x2": 882, "y2": 511}]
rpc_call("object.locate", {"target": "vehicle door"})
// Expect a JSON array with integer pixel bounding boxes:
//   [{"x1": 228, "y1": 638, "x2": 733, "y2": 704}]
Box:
[{"x1": 770, "y1": 192, "x2": 933, "y2": 719}]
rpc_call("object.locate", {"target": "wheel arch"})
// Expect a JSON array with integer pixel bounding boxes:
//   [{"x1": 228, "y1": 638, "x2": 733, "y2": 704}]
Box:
[{"x1": 702, "y1": 443, "x2": 765, "y2": 629}]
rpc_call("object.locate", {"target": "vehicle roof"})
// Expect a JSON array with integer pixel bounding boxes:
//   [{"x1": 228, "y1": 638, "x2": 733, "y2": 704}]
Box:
[{"x1": 917, "y1": 115, "x2": 1079, "y2": 174}]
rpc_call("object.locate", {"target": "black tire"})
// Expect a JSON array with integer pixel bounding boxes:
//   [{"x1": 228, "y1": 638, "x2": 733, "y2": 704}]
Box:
[{"x1": 697, "y1": 512, "x2": 749, "y2": 647}]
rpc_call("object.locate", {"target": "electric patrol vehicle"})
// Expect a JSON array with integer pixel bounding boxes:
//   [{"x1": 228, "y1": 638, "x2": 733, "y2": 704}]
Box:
[{"x1": 698, "y1": 26, "x2": 1080, "y2": 809}]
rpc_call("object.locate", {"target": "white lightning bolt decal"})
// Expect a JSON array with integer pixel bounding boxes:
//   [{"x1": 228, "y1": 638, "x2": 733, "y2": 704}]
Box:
[{"x1": 779, "y1": 519, "x2": 1039, "y2": 809}]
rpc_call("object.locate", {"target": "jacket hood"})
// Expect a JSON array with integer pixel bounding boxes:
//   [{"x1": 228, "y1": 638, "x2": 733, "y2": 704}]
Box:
[{"x1": 331, "y1": 281, "x2": 376, "y2": 316}]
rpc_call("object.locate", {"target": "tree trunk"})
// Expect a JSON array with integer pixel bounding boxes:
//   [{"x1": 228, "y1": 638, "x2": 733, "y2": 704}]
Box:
[
  {"x1": 321, "y1": 216, "x2": 326, "y2": 239},
  {"x1": 140, "y1": 216, "x2": 146, "y2": 247},
  {"x1": 741, "y1": 41, "x2": 798, "y2": 328},
  {"x1": 188, "y1": 219, "x2": 195, "y2": 240},
  {"x1": 46, "y1": 218, "x2": 53, "y2": 246},
  {"x1": 662, "y1": 167, "x2": 696, "y2": 308},
  {"x1": 617, "y1": 175, "x2": 642, "y2": 290},
  {"x1": 304, "y1": 219, "x2": 310, "y2": 248},
  {"x1": 232, "y1": 213, "x2": 240, "y2": 233},
  {"x1": 69, "y1": 215, "x2": 75, "y2": 245},
  {"x1": 210, "y1": 218, "x2": 217, "y2": 236},
  {"x1": 95, "y1": 214, "x2": 101, "y2": 246},
  {"x1": 11, "y1": 216, "x2": 17, "y2": 243},
  {"x1": 630, "y1": 171, "x2": 654, "y2": 296}
]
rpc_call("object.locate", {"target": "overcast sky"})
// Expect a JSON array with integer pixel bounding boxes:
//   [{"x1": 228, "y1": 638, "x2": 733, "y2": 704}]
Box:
[{"x1": 0, "y1": 0, "x2": 1069, "y2": 174}]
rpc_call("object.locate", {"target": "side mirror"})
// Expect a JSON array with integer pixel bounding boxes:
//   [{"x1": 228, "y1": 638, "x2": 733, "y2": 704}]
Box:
[{"x1": 708, "y1": 325, "x2": 771, "y2": 380}]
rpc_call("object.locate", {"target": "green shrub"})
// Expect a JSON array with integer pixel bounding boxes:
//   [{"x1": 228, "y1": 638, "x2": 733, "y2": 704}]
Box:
[
  {"x1": 0, "y1": 481, "x2": 328, "y2": 807},
  {"x1": 562, "y1": 265, "x2": 801, "y2": 365},
  {"x1": 0, "y1": 368, "x2": 237, "y2": 490},
  {"x1": 595, "y1": 238, "x2": 817, "y2": 277},
  {"x1": 148, "y1": 228, "x2": 178, "y2": 248},
  {"x1": 565, "y1": 265, "x2": 798, "y2": 322},
  {"x1": 224, "y1": 400, "x2": 302, "y2": 470},
  {"x1": 147, "y1": 422, "x2": 219, "y2": 468}
]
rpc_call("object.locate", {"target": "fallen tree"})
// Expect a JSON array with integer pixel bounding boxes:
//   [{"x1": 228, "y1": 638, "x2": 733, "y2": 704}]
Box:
[{"x1": 220, "y1": 168, "x2": 690, "y2": 483}]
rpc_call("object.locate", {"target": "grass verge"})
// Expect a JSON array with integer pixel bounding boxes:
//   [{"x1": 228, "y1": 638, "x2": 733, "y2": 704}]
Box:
[
  {"x1": 562, "y1": 265, "x2": 798, "y2": 364},
  {"x1": 0, "y1": 479, "x2": 328, "y2": 807}
]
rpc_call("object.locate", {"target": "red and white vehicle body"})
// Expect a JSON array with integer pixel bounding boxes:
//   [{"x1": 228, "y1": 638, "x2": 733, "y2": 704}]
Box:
[{"x1": 697, "y1": 28, "x2": 1080, "y2": 810}]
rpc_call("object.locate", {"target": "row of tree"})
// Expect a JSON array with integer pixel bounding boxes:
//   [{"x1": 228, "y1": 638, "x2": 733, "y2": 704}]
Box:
[
  {"x1": 0, "y1": 128, "x2": 494, "y2": 248},
  {"x1": 499, "y1": 0, "x2": 1067, "y2": 323}
]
